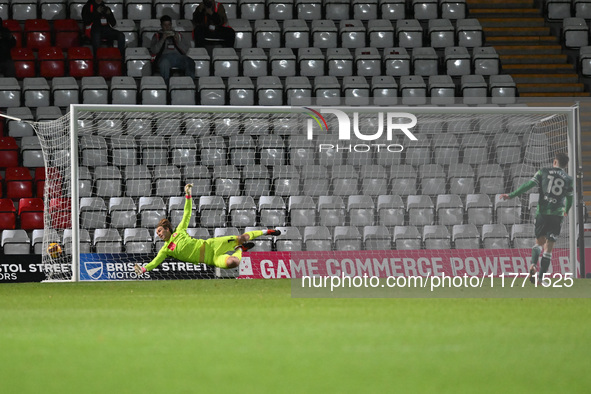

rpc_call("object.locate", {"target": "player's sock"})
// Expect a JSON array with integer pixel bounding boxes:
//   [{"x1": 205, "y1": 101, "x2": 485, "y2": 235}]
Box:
[
  {"x1": 539, "y1": 252, "x2": 552, "y2": 276},
  {"x1": 531, "y1": 245, "x2": 542, "y2": 268},
  {"x1": 245, "y1": 230, "x2": 264, "y2": 240}
]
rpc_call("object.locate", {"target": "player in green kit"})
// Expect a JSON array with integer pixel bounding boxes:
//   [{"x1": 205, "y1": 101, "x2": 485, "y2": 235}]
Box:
[
  {"x1": 500, "y1": 152, "x2": 573, "y2": 283},
  {"x1": 134, "y1": 183, "x2": 281, "y2": 275}
]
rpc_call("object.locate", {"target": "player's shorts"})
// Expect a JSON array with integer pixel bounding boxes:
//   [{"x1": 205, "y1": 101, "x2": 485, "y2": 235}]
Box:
[
  {"x1": 205, "y1": 235, "x2": 238, "y2": 268},
  {"x1": 534, "y1": 214, "x2": 563, "y2": 242}
]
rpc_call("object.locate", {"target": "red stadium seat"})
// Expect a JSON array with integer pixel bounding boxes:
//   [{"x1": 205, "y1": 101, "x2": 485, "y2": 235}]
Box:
[
  {"x1": 0, "y1": 137, "x2": 19, "y2": 168},
  {"x1": 35, "y1": 167, "x2": 62, "y2": 199},
  {"x1": 24, "y1": 19, "x2": 51, "y2": 50},
  {"x1": 38, "y1": 47, "x2": 66, "y2": 78},
  {"x1": 34, "y1": 167, "x2": 45, "y2": 197},
  {"x1": 10, "y1": 47, "x2": 36, "y2": 79},
  {"x1": 67, "y1": 47, "x2": 94, "y2": 78},
  {"x1": 5, "y1": 167, "x2": 33, "y2": 199},
  {"x1": 54, "y1": 19, "x2": 81, "y2": 49},
  {"x1": 49, "y1": 197, "x2": 71, "y2": 229},
  {"x1": 0, "y1": 198, "x2": 16, "y2": 230},
  {"x1": 96, "y1": 47, "x2": 122, "y2": 79},
  {"x1": 18, "y1": 197, "x2": 44, "y2": 230},
  {"x1": 3, "y1": 20, "x2": 23, "y2": 48}
]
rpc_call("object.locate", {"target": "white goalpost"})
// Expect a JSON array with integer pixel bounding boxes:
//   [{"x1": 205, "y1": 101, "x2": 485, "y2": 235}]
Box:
[{"x1": 24, "y1": 104, "x2": 581, "y2": 282}]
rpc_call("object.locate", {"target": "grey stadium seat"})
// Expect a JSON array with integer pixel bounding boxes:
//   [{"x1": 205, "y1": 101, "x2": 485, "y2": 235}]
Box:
[
  {"x1": 347, "y1": 195, "x2": 375, "y2": 227},
  {"x1": 318, "y1": 196, "x2": 346, "y2": 227},
  {"x1": 80, "y1": 197, "x2": 107, "y2": 229},
  {"x1": 242, "y1": 165, "x2": 271, "y2": 197},
  {"x1": 93, "y1": 228, "x2": 123, "y2": 253},
  {"x1": 364, "y1": 225, "x2": 391, "y2": 250},
  {"x1": 124, "y1": 228, "x2": 152, "y2": 253},
  {"x1": 407, "y1": 194, "x2": 435, "y2": 226},
  {"x1": 109, "y1": 197, "x2": 137, "y2": 229},
  {"x1": 289, "y1": 195, "x2": 316, "y2": 227},
  {"x1": 275, "y1": 226, "x2": 303, "y2": 251},
  {"x1": 138, "y1": 197, "x2": 166, "y2": 228},
  {"x1": 333, "y1": 226, "x2": 362, "y2": 251},
  {"x1": 124, "y1": 165, "x2": 152, "y2": 197},
  {"x1": 466, "y1": 193, "x2": 493, "y2": 226},
  {"x1": 377, "y1": 194, "x2": 405, "y2": 227},
  {"x1": 436, "y1": 194, "x2": 464, "y2": 226},
  {"x1": 198, "y1": 196, "x2": 227, "y2": 228},
  {"x1": 481, "y1": 224, "x2": 510, "y2": 249},
  {"x1": 229, "y1": 196, "x2": 257, "y2": 227},
  {"x1": 304, "y1": 225, "x2": 332, "y2": 251},
  {"x1": 452, "y1": 224, "x2": 480, "y2": 249},
  {"x1": 423, "y1": 225, "x2": 451, "y2": 250},
  {"x1": 259, "y1": 196, "x2": 287, "y2": 227},
  {"x1": 494, "y1": 194, "x2": 522, "y2": 225}
]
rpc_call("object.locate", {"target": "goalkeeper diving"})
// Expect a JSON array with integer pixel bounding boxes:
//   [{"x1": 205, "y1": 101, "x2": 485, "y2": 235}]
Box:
[{"x1": 134, "y1": 184, "x2": 281, "y2": 275}]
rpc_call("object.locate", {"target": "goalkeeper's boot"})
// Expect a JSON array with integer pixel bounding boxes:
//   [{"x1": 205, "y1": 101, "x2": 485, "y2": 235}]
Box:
[
  {"x1": 236, "y1": 242, "x2": 255, "y2": 252},
  {"x1": 528, "y1": 264, "x2": 538, "y2": 284},
  {"x1": 267, "y1": 229, "x2": 282, "y2": 236}
]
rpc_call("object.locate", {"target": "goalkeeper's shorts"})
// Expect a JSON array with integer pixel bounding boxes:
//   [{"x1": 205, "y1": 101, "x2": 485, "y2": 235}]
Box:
[{"x1": 205, "y1": 235, "x2": 238, "y2": 268}]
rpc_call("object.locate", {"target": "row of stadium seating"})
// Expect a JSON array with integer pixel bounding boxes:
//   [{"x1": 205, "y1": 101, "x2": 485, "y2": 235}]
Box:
[
  {"x1": 8, "y1": 45, "x2": 503, "y2": 80},
  {"x1": 0, "y1": 74, "x2": 517, "y2": 107},
  {"x1": 5, "y1": 17, "x2": 482, "y2": 49},
  {"x1": 66, "y1": 163, "x2": 539, "y2": 197},
  {"x1": 72, "y1": 193, "x2": 537, "y2": 228},
  {"x1": 0, "y1": 0, "x2": 469, "y2": 22},
  {"x1": 546, "y1": 0, "x2": 591, "y2": 21},
  {"x1": 0, "y1": 222, "x2": 535, "y2": 255},
  {"x1": 73, "y1": 133, "x2": 542, "y2": 164},
  {"x1": 0, "y1": 191, "x2": 539, "y2": 230}
]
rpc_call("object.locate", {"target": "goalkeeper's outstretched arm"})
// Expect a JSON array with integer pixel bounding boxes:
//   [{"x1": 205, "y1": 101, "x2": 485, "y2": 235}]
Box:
[
  {"x1": 176, "y1": 183, "x2": 193, "y2": 232},
  {"x1": 134, "y1": 184, "x2": 193, "y2": 276},
  {"x1": 135, "y1": 250, "x2": 167, "y2": 275}
]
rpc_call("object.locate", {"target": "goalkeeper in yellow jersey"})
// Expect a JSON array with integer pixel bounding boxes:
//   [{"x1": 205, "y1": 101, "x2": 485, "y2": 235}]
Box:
[{"x1": 134, "y1": 184, "x2": 281, "y2": 275}]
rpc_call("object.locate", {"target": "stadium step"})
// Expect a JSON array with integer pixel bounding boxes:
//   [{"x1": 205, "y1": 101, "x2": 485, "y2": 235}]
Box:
[
  {"x1": 511, "y1": 74, "x2": 580, "y2": 83},
  {"x1": 470, "y1": 0, "x2": 588, "y2": 98},
  {"x1": 502, "y1": 64, "x2": 575, "y2": 73},
  {"x1": 483, "y1": 27, "x2": 551, "y2": 36},
  {"x1": 518, "y1": 92, "x2": 590, "y2": 97},
  {"x1": 469, "y1": 8, "x2": 541, "y2": 17},
  {"x1": 478, "y1": 17, "x2": 546, "y2": 28},
  {"x1": 500, "y1": 54, "x2": 568, "y2": 64},
  {"x1": 486, "y1": 36, "x2": 559, "y2": 45},
  {"x1": 516, "y1": 83, "x2": 584, "y2": 93},
  {"x1": 493, "y1": 45, "x2": 563, "y2": 55}
]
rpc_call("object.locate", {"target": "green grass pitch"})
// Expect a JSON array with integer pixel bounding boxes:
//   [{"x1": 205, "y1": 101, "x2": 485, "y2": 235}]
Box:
[{"x1": 1, "y1": 279, "x2": 590, "y2": 394}]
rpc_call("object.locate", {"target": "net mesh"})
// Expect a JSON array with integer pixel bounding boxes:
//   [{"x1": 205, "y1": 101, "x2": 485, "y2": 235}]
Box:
[{"x1": 28, "y1": 106, "x2": 573, "y2": 281}]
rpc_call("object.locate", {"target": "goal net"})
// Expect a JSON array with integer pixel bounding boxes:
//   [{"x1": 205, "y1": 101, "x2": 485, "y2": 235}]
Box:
[{"x1": 29, "y1": 105, "x2": 580, "y2": 281}]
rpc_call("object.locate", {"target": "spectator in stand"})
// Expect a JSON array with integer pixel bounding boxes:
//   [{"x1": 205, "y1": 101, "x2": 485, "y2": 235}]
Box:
[
  {"x1": 150, "y1": 15, "x2": 195, "y2": 84},
  {"x1": 192, "y1": 0, "x2": 236, "y2": 48},
  {"x1": 82, "y1": 0, "x2": 126, "y2": 57},
  {"x1": 0, "y1": 18, "x2": 16, "y2": 77}
]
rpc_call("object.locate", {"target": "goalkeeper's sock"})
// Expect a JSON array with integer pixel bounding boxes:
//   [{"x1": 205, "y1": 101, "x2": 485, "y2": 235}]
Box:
[
  {"x1": 540, "y1": 252, "x2": 552, "y2": 276},
  {"x1": 531, "y1": 245, "x2": 542, "y2": 268},
  {"x1": 245, "y1": 230, "x2": 264, "y2": 241}
]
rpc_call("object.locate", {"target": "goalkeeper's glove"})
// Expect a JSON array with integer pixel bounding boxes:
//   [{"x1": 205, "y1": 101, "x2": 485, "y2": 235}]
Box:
[
  {"x1": 134, "y1": 264, "x2": 146, "y2": 275},
  {"x1": 184, "y1": 183, "x2": 193, "y2": 196}
]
